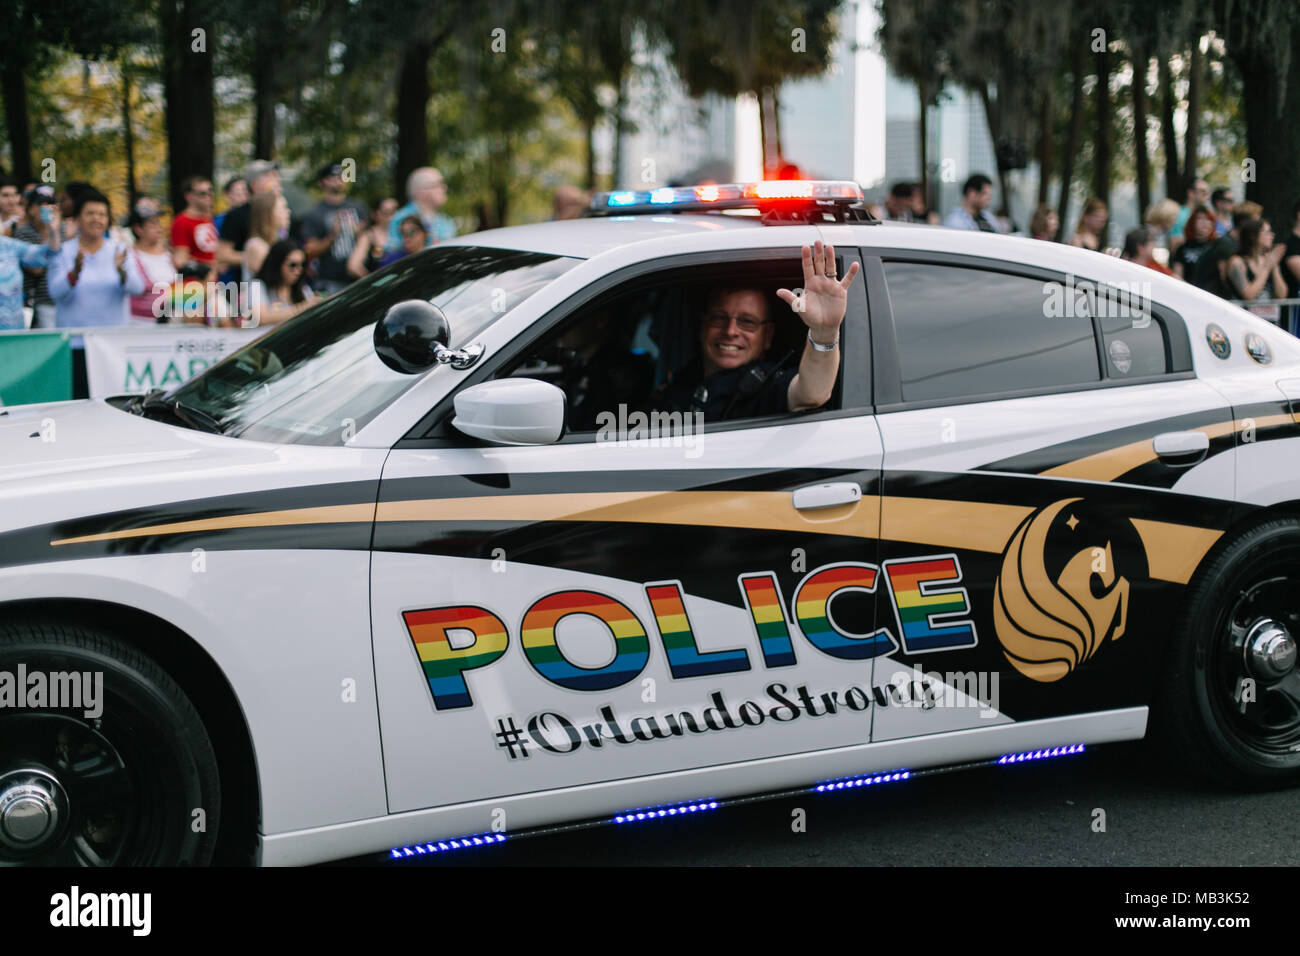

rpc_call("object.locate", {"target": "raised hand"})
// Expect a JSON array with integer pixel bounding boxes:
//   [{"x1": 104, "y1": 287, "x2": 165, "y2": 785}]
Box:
[
  {"x1": 776, "y1": 240, "x2": 861, "y2": 345},
  {"x1": 114, "y1": 245, "x2": 128, "y2": 269}
]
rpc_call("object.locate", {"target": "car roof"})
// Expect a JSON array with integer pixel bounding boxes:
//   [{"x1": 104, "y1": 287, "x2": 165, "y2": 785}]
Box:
[{"x1": 443, "y1": 212, "x2": 769, "y2": 259}]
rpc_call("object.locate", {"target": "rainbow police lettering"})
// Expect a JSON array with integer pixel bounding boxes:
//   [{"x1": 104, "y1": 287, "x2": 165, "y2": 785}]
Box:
[
  {"x1": 521, "y1": 591, "x2": 651, "y2": 691},
  {"x1": 403, "y1": 605, "x2": 509, "y2": 710},
  {"x1": 646, "y1": 581, "x2": 751, "y2": 679},
  {"x1": 793, "y1": 563, "x2": 897, "y2": 660},
  {"x1": 883, "y1": 555, "x2": 978, "y2": 653}
]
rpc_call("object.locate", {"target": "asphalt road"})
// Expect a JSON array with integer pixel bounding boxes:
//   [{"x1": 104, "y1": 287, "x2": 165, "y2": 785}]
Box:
[{"x1": 327, "y1": 739, "x2": 1299, "y2": 866}]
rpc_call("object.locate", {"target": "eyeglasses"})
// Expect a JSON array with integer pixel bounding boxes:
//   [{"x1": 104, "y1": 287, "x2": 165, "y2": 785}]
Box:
[
  {"x1": 704, "y1": 311, "x2": 769, "y2": 333},
  {"x1": 285, "y1": 260, "x2": 305, "y2": 270},
  {"x1": 400, "y1": 228, "x2": 424, "y2": 238},
  {"x1": 190, "y1": 189, "x2": 212, "y2": 197}
]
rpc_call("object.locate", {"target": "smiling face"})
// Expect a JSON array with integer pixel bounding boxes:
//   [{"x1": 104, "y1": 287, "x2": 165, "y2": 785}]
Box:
[
  {"x1": 699, "y1": 288, "x2": 773, "y2": 375},
  {"x1": 78, "y1": 201, "x2": 109, "y2": 241}
]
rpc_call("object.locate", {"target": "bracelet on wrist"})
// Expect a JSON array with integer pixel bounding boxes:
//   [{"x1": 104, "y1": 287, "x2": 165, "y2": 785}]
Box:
[{"x1": 807, "y1": 329, "x2": 839, "y2": 352}]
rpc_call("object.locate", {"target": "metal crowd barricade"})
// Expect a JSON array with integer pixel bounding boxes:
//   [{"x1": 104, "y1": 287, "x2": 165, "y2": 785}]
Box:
[{"x1": 1225, "y1": 298, "x2": 1300, "y2": 336}]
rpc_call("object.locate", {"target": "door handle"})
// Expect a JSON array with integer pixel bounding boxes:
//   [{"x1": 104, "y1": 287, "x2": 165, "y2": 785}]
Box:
[
  {"x1": 793, "y1": 482, "x2": 862, "y2": 510},
  {"x1": 1152, "y1": 430, "x2": 1209, "y2": 465}
]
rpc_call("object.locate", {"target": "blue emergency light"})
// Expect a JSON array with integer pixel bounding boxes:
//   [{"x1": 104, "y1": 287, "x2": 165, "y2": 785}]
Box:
[{"x1": 586, "y1": 180, "x2": 876, "y2": 223}]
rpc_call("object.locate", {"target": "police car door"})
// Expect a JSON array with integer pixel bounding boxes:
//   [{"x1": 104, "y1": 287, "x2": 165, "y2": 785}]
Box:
[
  {"x1": 370, "y1": 245, "x2": 890, "y2": 826},
  {"x1": 868, "y1": 255, "x2": 1235, "y2": 753}
]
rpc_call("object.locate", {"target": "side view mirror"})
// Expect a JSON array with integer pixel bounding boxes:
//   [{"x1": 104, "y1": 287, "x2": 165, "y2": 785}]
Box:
[
  {"x1": 452, "y1": 379, "x2": 566, "y2": 445},
  {"x1": 374, "y1": 299, "x2": 484, "y2": 373}
]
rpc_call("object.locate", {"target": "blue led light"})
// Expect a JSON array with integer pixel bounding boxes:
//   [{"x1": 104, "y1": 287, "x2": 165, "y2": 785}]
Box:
[
  {"x1": 814, "y1": 770, "x2": 910, "y2": 792},
  {"x1": 613, "y1": 799, "x2": 719, "y2": 824},
  {"x1": 997, "y1": 743, "x2": 1085, "y2": 764},
  {"x1": 607, "y1": 191, "x2": 638, "y2": 206},
  {"x1": 649, "y1": 187, "x2": 676, "y2": 204},
  {"x1": 389, "y1": 830, "x2": 507, "y2": 859}
]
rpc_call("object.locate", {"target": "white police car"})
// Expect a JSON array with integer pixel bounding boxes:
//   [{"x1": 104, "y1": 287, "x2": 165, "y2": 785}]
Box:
[{"x1": 1, "y1": 182, "x2": 1298, "y2": 866}]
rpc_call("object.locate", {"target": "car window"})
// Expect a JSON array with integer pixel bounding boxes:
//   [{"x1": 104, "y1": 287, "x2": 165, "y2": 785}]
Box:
[
  {"x1": 884, "y1": 262, "x2": 1101, "y2": 403},
  {"x1": 164, "y1": 246, "x2": 577, "y2": 445},
  {"x1": 1099, "y1": 313, "x2": 1170, "y2": 378},
  {"x1": 498, "y1": 263, "x2": 841, "y2": 434}
]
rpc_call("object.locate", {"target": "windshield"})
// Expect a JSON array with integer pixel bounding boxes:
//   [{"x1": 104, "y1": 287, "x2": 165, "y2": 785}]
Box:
[{"x1": 164, "y1": 245, "x2": 578, "y2": 444}]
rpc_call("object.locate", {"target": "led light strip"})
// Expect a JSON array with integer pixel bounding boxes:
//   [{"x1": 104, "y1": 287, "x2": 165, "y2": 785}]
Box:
[
  {"x1": 384, "y1": 743, "x2": 1091, "y2": 860},
  {"x1": 997, "y1": 744, "x2": 1085, "y2": 764},
  {"x1": 389, "y1": 832, "x2": 507, "y2": 859},
  {"x1": 814, "y1": 770, "x2": 910, "y2": 792},
  {"x1": 613, "y1": 800, "x2": 719, "y2": 824}
]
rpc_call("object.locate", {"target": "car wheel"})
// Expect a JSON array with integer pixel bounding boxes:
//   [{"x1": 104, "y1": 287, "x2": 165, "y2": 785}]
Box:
[
  {"x1": 1157, "y1": 519, "x2": 1300, "y2": 788},
  {"x1": 0, "y1": 621, "x2": 220, "y2": 865}
]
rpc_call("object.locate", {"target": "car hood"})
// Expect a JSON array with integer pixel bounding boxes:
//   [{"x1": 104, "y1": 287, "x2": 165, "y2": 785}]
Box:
[
  {"x1": 0, "y1": 399, "x2": 384, "y2": 536},
  {"x1": 0, "y1": 399, "x2": 237, "y2": 486}
]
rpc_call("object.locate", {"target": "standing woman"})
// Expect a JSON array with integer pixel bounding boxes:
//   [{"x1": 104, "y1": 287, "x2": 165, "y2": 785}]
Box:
[
  {"x1": 11, "y1": 186, "x2": 62, "y2": 328},
  {"x1": 1227, "y1": 219, "x2": 1287, "y2": 321},
  {"x1": 347, "y1": 197, "x2": 399, "y2": 278},
  {"x1": 0, "y1": 201, "x2": 61, "y2": 330},
  {"x1": 49, "y1": 190, "x2": 145, "y2": 327},
  {"x1": 1068, "y1": 198, "x2": 1107, "y2": 251},
  {"x1": 251, "y1": 240, "x2": 316, "y2": 326},
  {"x1": 125, "y1": 199, "x2": 178, "y2": 323},
  {"x1": 1171, "y1": 206, "x2": 1217, "y2": 281},
  {"x1": 1029, "y1": 204, "x2": 1059, "y2": 241},
  {"x1": 242, "y1": 191, "x2": 290, "y2": 281}
]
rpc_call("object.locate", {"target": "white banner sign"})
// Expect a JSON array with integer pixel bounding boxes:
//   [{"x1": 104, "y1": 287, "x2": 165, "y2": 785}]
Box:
[{"x1": 84, "y1": 328, "x2": 267, "y2": 398}]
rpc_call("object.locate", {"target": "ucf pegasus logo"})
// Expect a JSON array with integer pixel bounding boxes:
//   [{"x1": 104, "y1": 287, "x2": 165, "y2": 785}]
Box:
[{"x1": 994, "y1": 498, "x2": 1141, "y2": 682}]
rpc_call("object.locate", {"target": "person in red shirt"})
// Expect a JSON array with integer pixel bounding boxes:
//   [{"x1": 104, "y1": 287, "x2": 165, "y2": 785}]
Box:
[
  {"x1": 171, "y1": 175, "x2": 218, "y2": 281},
  {"x1": 1122, "y1": 226, "x2": 1173, "y2": 276}
]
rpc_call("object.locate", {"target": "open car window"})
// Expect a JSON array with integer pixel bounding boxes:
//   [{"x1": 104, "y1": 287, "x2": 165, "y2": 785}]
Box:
[{"x1": 499, "y1": 261, "x2": 844, "y2": 436}]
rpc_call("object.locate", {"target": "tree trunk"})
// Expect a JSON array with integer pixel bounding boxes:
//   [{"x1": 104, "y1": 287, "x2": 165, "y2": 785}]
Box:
[
  {"x1": 1158, "y1": 53, "x2": 1180, "y2": 199},
  {"x1": 771, "y1": 86, "x2": 784, "y2": 169},
  {"x1": 978, "y1": 85, "x2": 1013, "y2": 218},
  {"x1": 1132, "y1": 44, "x2": 1150, "y2": 219},
  {"x1": 1183, "y1": 39, "x2": 1203, "y2": 185},
  {"x1": 918, "y1": 78, "x2": 929, "y2": 215},
  {"x1": 160, "y1": 0, "x2": 214, "y2": 214},
  {"x1": 1056, "y1": 34, "x2": 1086, "y2": 240},
  {"x1": 1037, "y1": 84, "x2": 1052, "y2": 206},
  {"x1": 612, "y1": 63, "x2": 627, "y2": 189},
  {"x1": 394, "y1": 39, "x2": 433, "y2": 200},
  {"x1": 1, "y1": 55, "x2": 32, "y2": 184},
  {"x1": 1093, "y1": 42, "x2": 1111, "y2": 210},
  {"x1": 583, "y1": 112, "x2": 596, "y2": 191},
  {"x1": 253, "y1": 55, "x2": 277, "y2": 161},
  {"x1": 1231, "y1": 26, "x2": 1300, "y2": 228},
  {"x1": 121, "y1": 60, "x2": 138, "y2": 209}
]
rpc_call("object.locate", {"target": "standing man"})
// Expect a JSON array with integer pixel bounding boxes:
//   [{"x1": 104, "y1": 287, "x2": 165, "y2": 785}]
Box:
[
  {"x1": 0, "y1": 178, "x2": 22, "y2": 236},
  {"x1": 1169, "y1": 176, "x2": 1210, "y2": 247},
  {"x1": 299, "y1": 163, "x2": 370, "y2": 295},
  {"x1": 171, "y1": 175, "x2": 219, "y2": 281},
  {"x1": 1210, "y1": 187, "x2": 1235, "y2": 237},
  {"x1": 387, "y1": 167, "x2": 455, "y2": 251},
  {"x1": 218, "y1": 160, "x2": 280, "y2": 273},
  {"x1": 943, "y1": 174, "x2": 1001, "y2": 232},
  {"x1": 882, "y1": 182, "x2": 916, "y2": 222}
]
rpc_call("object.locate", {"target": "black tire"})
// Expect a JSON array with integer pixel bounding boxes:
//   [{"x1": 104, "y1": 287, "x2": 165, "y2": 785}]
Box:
[
  {"x1": 1155, "y1": 519, "x2": 1300, "y2": 788},
  {"x1": 0, "y1": 620, "x2": 220, "y2": 865}
]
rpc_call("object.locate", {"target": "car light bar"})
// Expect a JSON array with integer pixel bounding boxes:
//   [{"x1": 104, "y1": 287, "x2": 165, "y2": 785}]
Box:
[
  {"x1": 997, "y1": 744, "x2": 1085, "y2": 764},
  {"x1": 588, "y1": 180, "x2": 869, "y2": 219}
]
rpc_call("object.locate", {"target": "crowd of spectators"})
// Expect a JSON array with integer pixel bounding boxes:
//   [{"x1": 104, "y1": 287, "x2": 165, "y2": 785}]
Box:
[
  {"x1": 868, "y1": 172, "x2": 1300, "y2": 328},
  {"x1": 0, "y1": 156, "x2": 481, "y2": 330}
]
